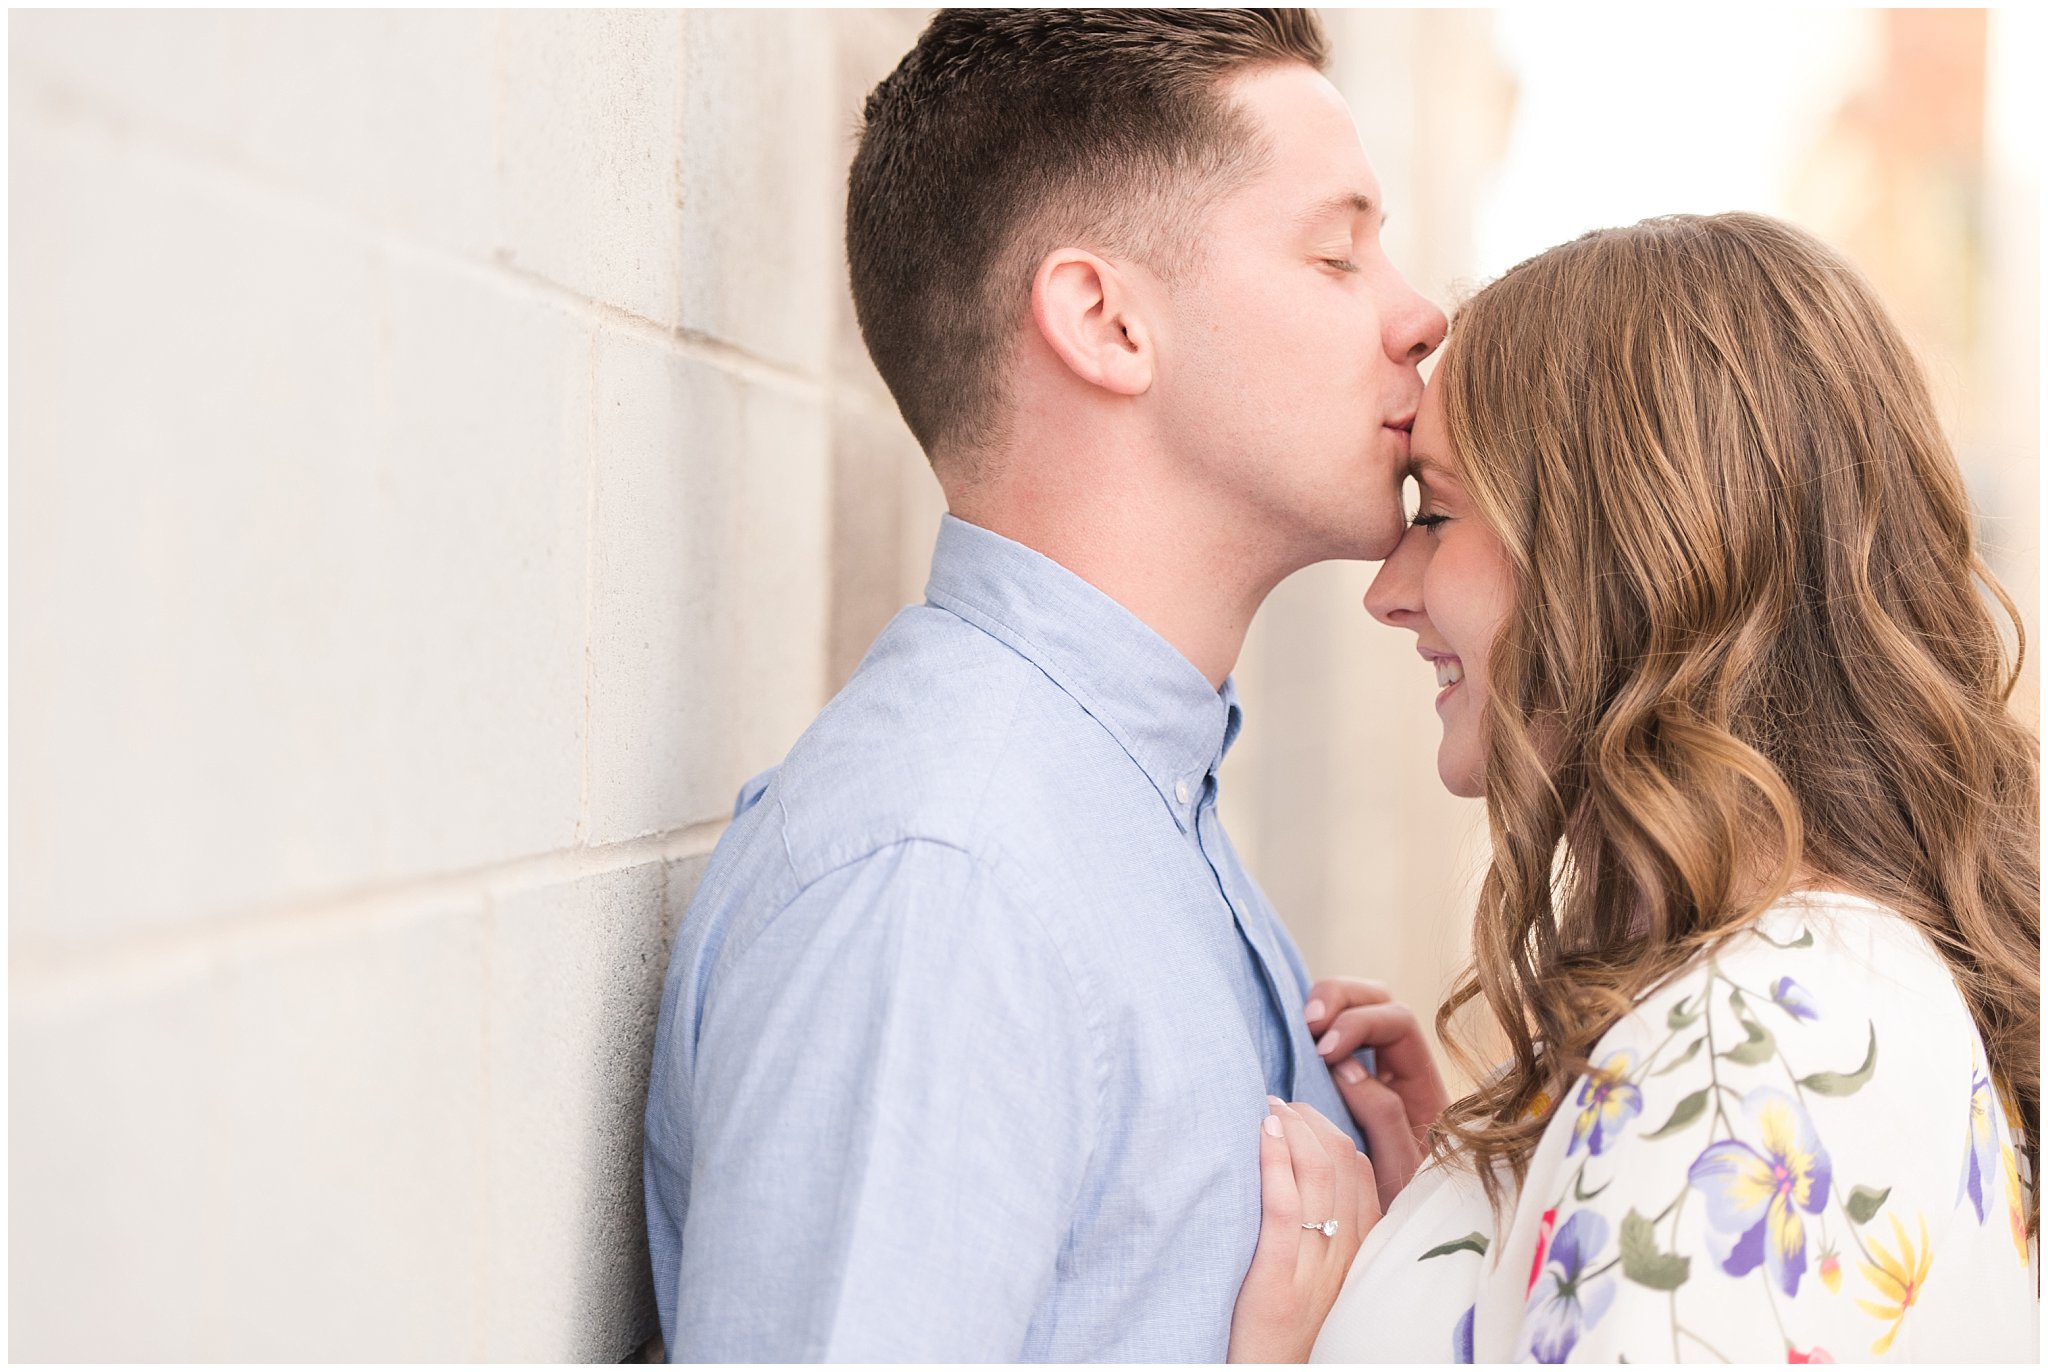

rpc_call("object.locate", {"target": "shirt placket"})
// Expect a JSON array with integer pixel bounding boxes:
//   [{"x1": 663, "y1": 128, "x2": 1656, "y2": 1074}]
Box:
[{"x1": 1189, "y1": 769, "x2": 1298, "y2": 1101}]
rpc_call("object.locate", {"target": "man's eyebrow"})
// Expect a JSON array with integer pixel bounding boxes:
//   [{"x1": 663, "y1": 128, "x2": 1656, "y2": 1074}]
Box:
[{"x1": 1294, "y1": 191, "x2": 1382, "y2": 229}]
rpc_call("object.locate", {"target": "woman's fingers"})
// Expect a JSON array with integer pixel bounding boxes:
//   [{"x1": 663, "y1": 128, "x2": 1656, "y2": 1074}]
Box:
[
  {"x1": 1255, "y1": 1107, "x2": 1302, "y2": 1252},
  {"x1": 1229, "y1": 1099, "x2": 1379, "y2": 1363},
  {"x1": 1290, "y1": 1100, "x2": 1368, "y2": 1234},
  {"x1": 1313, "y1": 1001, "x2": 1420, "y2": 1064},
  {"x1": 1313, "y1": 1001, "x2": 1451, "y2": 1131},
  {"x1": 1231, "y1": 1103, "x2": 1341, "y2": 1363},
  {"x1": 1331, "y1": 1071, "x2": 1424, "y2": 1211},
  {"x1": 1302, "y1": 977, "x2": 1391, "y2": 1035},
  {"x1": 1269, "y1": 1099, "x2": 1336, "y2": 1235}
]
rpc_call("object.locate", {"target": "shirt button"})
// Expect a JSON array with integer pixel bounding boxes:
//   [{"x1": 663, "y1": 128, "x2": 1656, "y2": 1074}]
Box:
[{"x1": 1175, "y1": 778, "x2": 1192, "y2": 805}]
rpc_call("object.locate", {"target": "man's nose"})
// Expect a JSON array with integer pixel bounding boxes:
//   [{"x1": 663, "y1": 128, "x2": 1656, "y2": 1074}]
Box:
[{"x1": 1384, "y1": 276, "x2": 1448, "y2": 366}]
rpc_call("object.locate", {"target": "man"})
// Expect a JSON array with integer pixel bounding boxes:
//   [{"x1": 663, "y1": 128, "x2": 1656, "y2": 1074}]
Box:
[{"x1": 643, "y1": 9, "x2": 1446, "y2": 1360}]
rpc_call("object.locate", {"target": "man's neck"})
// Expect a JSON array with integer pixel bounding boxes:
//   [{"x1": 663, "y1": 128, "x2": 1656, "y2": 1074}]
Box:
[{"x1": 947, "y1": 487, "x2": 1297, "y2": 691}]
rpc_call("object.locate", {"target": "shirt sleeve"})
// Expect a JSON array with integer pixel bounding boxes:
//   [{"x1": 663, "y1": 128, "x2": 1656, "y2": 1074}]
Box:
[
  {"x1": 1494, "y1": 906, "x2": 2019, "y2": 1363},
  {"x1": 668, "y1": 838, "x2": 1101, "y2": 1361}
]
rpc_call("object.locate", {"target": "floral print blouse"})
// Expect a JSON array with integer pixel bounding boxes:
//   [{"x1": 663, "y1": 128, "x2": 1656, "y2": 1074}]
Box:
[{"x1": 1311, "y1": 892, "x2": 2038, "y2": 1363}]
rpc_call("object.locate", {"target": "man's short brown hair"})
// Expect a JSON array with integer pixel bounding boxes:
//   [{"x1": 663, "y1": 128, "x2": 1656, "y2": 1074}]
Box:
[{"x1": 847, "y1": 9, "x2": 1329, "y2": 464}]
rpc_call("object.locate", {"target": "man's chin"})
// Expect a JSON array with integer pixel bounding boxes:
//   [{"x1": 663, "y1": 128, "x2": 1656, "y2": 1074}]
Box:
[
  {"x1": 1344, "y1": 512, "x2": 1405, "y2": 564},
  {"x1": 1263, "y1": 503, "x2": 1400, "y2": 569}
]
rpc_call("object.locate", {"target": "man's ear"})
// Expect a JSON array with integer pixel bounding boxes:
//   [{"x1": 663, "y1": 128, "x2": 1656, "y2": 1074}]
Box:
[{"x1": 1029, "y1": 248, "x2": 1156, "y2": 398}]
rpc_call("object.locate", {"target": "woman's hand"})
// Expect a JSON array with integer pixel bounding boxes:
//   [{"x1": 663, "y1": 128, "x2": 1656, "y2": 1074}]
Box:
[
  {"x1": 1304, "y1": 978, "x2": 1450, "y2": 1210},
  {"x1": 1226, "y1": 1098, "x2": 1379, "y2": 1363}
]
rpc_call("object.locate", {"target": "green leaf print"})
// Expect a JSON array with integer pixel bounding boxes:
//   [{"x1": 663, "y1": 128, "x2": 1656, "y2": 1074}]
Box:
[
  {"x1": 1419, "y1": 1232, "x2": 1490, "y2": 1261},
  {"x1": 1722, "y1": 1015, "x2": 1776, "y2": 1065},
  {"x1": 1620, "y1": 1209, "x2": 1691, "y2": 1290},
  {"x1": 1800, "y1": 1022, "x2": 1878, "y2": 1096},
  {"x1": 1755, "y1": 924, "x2": 1815, "y2": 950},
  {"x1": 1653, "y1": 1037, "x2": 1706, "y2": 1076},
  {"x1": 1845, "y1": 1184, "x2": 1891, "y2": 1224},
  {"x1": 1643, "y1": 1088, "x2": 1710, "y2": 1140},
  {"x1": 1668, "y1": 993, "x2": 1703, "y2": 1030}
]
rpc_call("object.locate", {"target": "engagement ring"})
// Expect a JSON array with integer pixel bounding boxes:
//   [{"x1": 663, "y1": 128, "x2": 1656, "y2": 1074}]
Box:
[{"x1": 1302, "y1": 1219, "x2": 1340, "y2": 1237}]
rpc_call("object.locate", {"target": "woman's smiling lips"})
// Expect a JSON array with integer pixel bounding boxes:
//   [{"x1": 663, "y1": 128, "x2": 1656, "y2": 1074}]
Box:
[{"x1": 1419, "y1": 646, "x2": 1464, "y2": 709}]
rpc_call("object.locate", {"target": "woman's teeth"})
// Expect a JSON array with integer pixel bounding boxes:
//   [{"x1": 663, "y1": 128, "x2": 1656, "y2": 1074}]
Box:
[{"x1": 1435, "y1": 659, "x2": 1463, "y2": 688}]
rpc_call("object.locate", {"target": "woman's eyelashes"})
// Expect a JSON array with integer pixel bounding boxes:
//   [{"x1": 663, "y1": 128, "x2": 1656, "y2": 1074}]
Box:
[{"x1": 1411, "y1": 511, "x2": 1450, "y2": 531}]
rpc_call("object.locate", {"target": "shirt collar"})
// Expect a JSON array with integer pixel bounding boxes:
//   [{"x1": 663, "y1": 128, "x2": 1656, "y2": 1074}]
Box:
[{"x1": 924, "y1": 514, "x2": 1240, "y2": 833}]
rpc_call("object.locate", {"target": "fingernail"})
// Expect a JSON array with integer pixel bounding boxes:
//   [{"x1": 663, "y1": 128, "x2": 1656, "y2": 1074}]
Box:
[
  {"x1": 1304, "y1": 998, "x2": 1326, "y2": 1023},
  {"x1": 1317, "y1": 1029, "x2": 1340, "y2": 1054},
  {"x1": 1267, "y1": 1095, "x2": 1285, "y2": 1109},
  {"x1": 1263, "y1": 1115, "x2": 1284, "y2": 1138},
  {"x1": 1336, "y1": 1059, "x2": 1366, "y2": 1085}
]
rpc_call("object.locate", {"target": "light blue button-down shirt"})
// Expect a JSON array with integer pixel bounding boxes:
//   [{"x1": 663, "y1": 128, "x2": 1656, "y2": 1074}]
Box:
[{"x1": 643, "y1": 515, "x2": 1361, "y2": 1361}]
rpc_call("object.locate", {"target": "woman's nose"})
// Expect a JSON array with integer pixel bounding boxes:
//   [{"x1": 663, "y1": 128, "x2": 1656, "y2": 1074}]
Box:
[{"x1": 1365, "y1": 530, "x2": 1424, "y2": 627}]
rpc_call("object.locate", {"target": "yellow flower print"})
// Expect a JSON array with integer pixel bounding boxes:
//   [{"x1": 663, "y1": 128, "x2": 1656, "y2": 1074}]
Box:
[
  {"x1": 1818, "y1": 1244, "x2": 1841, "y2": 1294},
  {"x1": 2001, "y1": 1144, "x2": 2029, "y2": 1264},
  {"x1": 1855, "y1": 1212, "x2": 1932, "y2": 1356}
]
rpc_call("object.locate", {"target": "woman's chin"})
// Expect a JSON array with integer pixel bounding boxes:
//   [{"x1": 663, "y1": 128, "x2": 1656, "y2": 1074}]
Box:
[{"x1": 1436, "y1": 749, "x2": 1486, "y2": 800}]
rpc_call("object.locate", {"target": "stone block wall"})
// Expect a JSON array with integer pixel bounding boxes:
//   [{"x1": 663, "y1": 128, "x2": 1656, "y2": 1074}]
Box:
[
  {"x1": 8, "y1": 10, "x2": 932, "y2": 1359},
  {"x1": 8, "y1": 10, "x2": 1487, "y2": 1360}
]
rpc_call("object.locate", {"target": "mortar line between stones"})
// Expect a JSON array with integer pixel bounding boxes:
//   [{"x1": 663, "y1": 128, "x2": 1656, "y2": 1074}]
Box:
[
  {"x1": 577, "y1": 323, "x2": 601, "y2": 846},
  {"x1": 15, "y1": 72, "x2": 833, "y2": 399},
  {"x1": 11, "y1": 821, "x2": 730, "y2": 994}
]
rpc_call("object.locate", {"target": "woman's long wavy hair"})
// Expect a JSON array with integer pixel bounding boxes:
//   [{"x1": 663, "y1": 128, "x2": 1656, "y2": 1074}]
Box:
[{"x1": 1426, "y1": 213, "x2": 2040, "y2": 1231}]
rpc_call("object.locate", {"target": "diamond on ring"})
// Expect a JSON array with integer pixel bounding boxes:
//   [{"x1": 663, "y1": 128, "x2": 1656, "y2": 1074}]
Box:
[{"x1": 1301, "y1": 1218, "x2": 1340, "y2": 1237}]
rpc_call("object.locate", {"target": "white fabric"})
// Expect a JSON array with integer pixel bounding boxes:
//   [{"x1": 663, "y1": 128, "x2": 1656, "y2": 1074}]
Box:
[{"x1": 1313, "y1": 893, "x2": 2039, "y2": 1363}]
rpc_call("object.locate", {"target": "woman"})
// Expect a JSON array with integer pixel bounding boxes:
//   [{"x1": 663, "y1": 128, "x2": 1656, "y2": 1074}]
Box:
[{"x1": 1228, "y1": 213, "x2": 2038, "y2": 1363}]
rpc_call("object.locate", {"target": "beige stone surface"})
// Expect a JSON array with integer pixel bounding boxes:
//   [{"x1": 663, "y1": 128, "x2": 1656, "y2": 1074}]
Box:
[
  {"x1": 679, "y1": 10, "x2": 838, "y2": 374},
  {"x1": 827, "y1": 396, "x2": 928, "y2": 691},
  {"x1": 8, "y1": 891, "x2": 491, "y2": 1360},
  {"x1": 9, "y1": 952, "x2": 227, "y2": 1360},
  {"x1": 9, "y1": 104, "x2": 589, "y2": 943},
  {"x1": 228, "y1": 10, "x2": 502, "y2": 254},
  {"x1": 214, "y1": 897, "x2": 490, "y2": 1360},
  {"x1": 482, "y1": 860, "x2": 679, "y2": 1361},
  {"x1": 9, "y1": 12, "x2": 502, "y2": 252},
  {"x1": 583, "y1": 332, "x2": 830, "y2": 844},
  {"x1": 499, "y1": 10, "x2": 685, "y2": 325}
]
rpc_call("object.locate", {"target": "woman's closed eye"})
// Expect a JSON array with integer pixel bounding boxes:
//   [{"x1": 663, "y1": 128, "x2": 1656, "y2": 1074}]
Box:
[{"x1": 1410, "y1": 511, "x2": 1449, "y2": 531}]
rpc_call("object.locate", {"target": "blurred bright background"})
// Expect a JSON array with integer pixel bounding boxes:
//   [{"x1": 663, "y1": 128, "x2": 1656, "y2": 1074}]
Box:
[{"x1": 9, "y1": 9, "x2": 2036, "y2": 1360}]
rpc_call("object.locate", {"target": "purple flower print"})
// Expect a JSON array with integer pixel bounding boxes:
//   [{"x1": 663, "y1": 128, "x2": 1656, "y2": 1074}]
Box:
[
  {"x1": 1768, "y1": 976, "x2": 1819, "y2": 1021},
  {"x1": 1960, "y1": 1064, "x2": 1998, "y2": 1222},
  {"x1": 1568, "y1": 1051, "x2": 1644, "y2": 1157},
  {"x1": 1687, "y1": 1086, "x2": 1833, "y2": 1296},
  {"x1": 1523, "y1": 1210, "x2": 1617, "y2": 1362}
]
